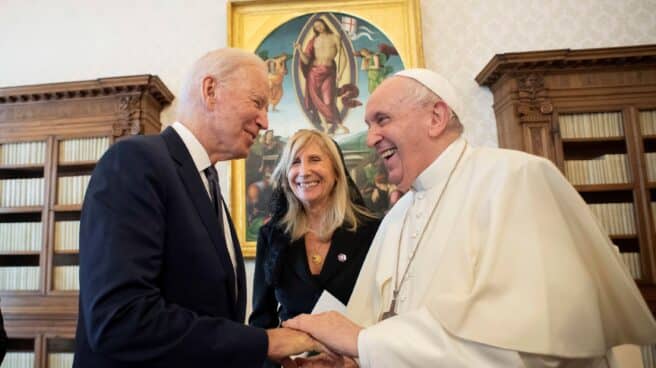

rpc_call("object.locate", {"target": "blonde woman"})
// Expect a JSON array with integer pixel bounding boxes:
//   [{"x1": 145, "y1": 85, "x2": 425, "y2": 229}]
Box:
[{"x1": 249, "y1": 130, "x2": 379, "y2": 366}]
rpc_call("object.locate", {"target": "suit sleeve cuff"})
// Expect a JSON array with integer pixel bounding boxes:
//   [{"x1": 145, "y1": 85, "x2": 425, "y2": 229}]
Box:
[{"x1": 241, "y1": 326, "x2": 269, "y2": 367}]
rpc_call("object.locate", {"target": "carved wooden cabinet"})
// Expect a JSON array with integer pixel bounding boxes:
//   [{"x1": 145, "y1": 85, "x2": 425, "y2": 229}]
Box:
[
  {"x1": 476, "y1": 45, "x2": 656, "y2": 317},
  {"x1": 0, "y1": 75, "x2": 173, "y2": 367}
]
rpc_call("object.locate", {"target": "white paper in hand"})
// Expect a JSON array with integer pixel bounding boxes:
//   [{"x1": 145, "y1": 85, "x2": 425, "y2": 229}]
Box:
[{"x1": 311, "y1": 290, "x2": 346, "y2": 314}]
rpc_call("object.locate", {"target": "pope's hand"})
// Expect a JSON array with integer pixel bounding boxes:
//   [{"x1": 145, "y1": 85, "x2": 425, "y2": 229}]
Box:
[{"x1": 283, "y1": 312, "x2": 362, "y2": 357}]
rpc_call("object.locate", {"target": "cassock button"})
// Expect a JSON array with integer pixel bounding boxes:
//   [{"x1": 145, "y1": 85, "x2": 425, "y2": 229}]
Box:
[{"x1": 337, "y1": 253, "x2": 347, "y2": 262}]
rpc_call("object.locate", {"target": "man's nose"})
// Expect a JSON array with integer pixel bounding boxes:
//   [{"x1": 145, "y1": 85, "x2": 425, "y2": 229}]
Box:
[
  {"x1": 256, "y1": 110, "x2": 269, "y2": 130},
  {"x1": 366, "y1": 126, "x2": 381, "y2": 148}
]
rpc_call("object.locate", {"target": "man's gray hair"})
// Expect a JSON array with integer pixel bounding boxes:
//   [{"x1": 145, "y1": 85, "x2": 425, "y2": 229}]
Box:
[
  {"x1": 176, "y1": 48, "x2": 266, "y2": 120},
  {"x1": 404, "y1": 80, "x2": 464, "y2": 134}
]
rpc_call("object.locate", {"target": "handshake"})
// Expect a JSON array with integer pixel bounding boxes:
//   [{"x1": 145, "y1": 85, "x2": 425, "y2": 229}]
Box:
[{"x1": 266, "y1": 311, "x2": 362, "y2": 368}]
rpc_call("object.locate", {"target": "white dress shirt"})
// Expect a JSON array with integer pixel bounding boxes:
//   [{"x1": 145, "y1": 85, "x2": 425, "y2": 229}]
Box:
[{"x1": 171, "y1": 122, "x2": 238, "y2": 280}]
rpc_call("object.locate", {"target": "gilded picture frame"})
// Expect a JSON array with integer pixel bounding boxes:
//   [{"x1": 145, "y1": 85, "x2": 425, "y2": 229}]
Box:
[{"x1": 228, "y1": 0, "x2": 424, "y2": 257}]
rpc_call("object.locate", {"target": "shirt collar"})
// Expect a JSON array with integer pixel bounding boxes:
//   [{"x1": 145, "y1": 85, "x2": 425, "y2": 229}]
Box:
[
  {"x1": 411, "y1": 136, "x2": 467, "y2": 192},
  {"x1": 171, "y1": 121, "x2": 213, "y2": 172}
]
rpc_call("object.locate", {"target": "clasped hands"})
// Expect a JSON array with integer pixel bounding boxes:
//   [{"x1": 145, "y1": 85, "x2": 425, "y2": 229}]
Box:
[{"x1": 267, "y1": 311, "x2": 362, "y2": 367}]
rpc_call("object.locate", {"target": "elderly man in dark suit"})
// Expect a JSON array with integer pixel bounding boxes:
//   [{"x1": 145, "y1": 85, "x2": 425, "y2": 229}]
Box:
[{"x1": 73, "y1": 48, "x2": 320, "y2": 367}]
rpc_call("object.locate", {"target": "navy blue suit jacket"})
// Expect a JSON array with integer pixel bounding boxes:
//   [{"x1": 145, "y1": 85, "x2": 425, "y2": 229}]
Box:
[
  {"x1": 249, "y1": 217, "x2": 380, "y2": 328},
  {"x1": 74, "y1": 127, "x2": 267, "y2": 367}
]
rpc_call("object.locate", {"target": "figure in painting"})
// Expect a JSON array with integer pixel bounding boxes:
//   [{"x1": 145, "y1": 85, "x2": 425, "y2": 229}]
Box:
[
  {"x1": 358, "y1": 44, "x2": 399, "y2": 93},
  {"x1": 295, "y1": 18, "x2": 354, "y2": 135},
  {"x1": 265, "y1": 53, "x2": 289, "y2": 112}
]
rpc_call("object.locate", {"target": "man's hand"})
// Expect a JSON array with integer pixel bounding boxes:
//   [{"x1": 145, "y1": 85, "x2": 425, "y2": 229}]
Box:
[
  {"x1": 283, "y1": 312, "x2": 362, "y2": 357},
  {"x1": 266, "y1": 327, "x2": 325, "y2": 363},
  {"x1": 294, "y1": 353, "x2": 359, "y2": 368}
]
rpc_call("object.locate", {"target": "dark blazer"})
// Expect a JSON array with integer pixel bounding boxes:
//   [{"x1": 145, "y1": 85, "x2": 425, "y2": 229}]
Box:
[
  {"x1": 0, "y1": 305, "x2": 6, "y2": 364},
  {"x1": 74, "y1": 127, "x2": 267, "y2": 368},
  {"x1": 249, "y1": 216, "x2": 380, "y2": 328}
]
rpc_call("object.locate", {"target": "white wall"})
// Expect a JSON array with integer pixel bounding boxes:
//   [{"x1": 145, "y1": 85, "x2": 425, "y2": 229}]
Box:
[
  {"x1": 423, "y1": 0, "x2": 656, "y2": 146},
  {"x1": 1, "y1": 0, "x2": 655, "y2": 317}
]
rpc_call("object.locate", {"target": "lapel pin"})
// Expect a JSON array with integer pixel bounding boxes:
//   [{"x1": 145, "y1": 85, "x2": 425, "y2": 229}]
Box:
[{"x1": 337, "y1": 253, "x2": 347, "y2": 262}]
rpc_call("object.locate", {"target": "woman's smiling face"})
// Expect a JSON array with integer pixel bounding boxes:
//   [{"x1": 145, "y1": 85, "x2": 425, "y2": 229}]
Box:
[{"x1": 287, "y1": 140, "x2": 337, "y2": 210}]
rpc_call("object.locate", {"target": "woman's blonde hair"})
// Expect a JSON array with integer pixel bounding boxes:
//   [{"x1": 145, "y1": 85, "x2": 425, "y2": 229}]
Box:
[{"x1": 271, "y1": 129, "x2": 372, "y2": 240}]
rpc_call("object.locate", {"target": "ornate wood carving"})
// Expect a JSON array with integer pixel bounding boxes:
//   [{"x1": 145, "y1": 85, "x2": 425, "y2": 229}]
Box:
[
  {"x1": 516, "y1": 73, "x2": 554, "y2": 123},
  {"x1": 114, "y1": 95, "x2": 144, "y2": 136},
  {"x1": 0, "y1": 75, "x2": 174, "y2": 140}
]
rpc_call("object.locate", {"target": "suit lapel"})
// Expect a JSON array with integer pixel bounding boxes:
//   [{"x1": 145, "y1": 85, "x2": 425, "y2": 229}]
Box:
[{"x1": 161, "y1": 127, "x2": 238, "y2": 310}]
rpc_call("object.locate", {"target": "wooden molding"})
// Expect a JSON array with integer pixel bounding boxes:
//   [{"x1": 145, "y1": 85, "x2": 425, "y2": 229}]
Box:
[
  {"x1": 0, "y1": 75, "x2": 174, "y2": 106},
  {"x1": 476, "y1": 44, "x2": 656, "y2": 87}
]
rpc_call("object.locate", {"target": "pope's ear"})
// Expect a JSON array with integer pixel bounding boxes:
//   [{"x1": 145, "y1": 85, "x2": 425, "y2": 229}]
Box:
[{"x1": 428, "y1": 100, "x2": 450, "y2": 138}]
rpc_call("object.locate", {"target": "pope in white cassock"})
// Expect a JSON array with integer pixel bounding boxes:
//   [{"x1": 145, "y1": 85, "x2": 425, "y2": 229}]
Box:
[{"x1": 284, "y1": 69, "x2": 656, "y2": 367}]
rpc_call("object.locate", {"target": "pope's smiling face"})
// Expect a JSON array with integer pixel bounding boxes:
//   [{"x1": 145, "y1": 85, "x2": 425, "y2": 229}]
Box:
[{"x1": 365, "y1": 77, "x2": 436, "y2": 190}]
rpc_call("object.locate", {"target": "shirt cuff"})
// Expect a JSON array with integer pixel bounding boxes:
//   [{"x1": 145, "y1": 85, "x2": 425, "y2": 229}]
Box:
[{"x1": 357, "y1": 327, "x2": 372, "y2": 368}]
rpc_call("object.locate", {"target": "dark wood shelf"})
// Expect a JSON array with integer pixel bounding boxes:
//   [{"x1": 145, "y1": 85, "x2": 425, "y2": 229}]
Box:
[
  {"x1": 562, "y1": 140, "x2": 627, "y2": 159},
  {"x1": 46, "y1": 337, "x2": 75, "y2": 353},
  {"x1": 49, "y1": 289, "x2": 79, "y2": 295},
  {"x1": 53, "y1": 249, "x2": 79, "y2": 255},
  {"x1": 610, "y1": 234, "x2": 638, "y2": 240},
  {"x1": 0, "y1": 251, "x2": 41, "y2": 256},
  {"x1": 0, "y1": 253, "x2": 40, "y2": 266},
  {"x1": 0, "y1": 290, "x2": 42, "y2": 296},
  {"x1": 6, "y1": 337, "x2": 36, "y2": 351},
  {"x1": 52, "y1": 252, "x2": 78, "y2": 266},
  {"x1": 57, "y1": 160, "x2": 96, "y2": 174},
  {"x1": 574, "y1": 183, "x2": 634, "y2": 192},
  {"x1": 52, "y1": 204, "x2": 82, "y2": 212},
  {"x1": 0, "y1": 163, "x2": 45, "y2": 169},
  {"x1": 58, "y1": 160, "x2": 96, "y2": 166},
  {"x1": 561, "y1": 136, "x2": 625, "y2": 143},
  {"x1": 0, "y1": 206, "x2": 43, "y2": 214}
]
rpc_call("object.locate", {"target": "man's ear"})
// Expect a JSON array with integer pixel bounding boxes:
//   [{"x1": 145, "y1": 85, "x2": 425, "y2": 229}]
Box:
[
  {"x1": 428, "y1": 101, "x2": 449, "y2": 138},
  {"x1": 201, "y1": 76, "x2": 217, "y2": 109}
]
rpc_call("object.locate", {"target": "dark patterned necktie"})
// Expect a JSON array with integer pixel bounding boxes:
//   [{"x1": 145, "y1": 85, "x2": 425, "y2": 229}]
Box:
[{"x1": 204, "y1": 165, "x2": 224, "y2": 228}]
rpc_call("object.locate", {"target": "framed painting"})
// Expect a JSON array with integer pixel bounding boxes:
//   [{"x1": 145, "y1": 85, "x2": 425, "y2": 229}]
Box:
[{"x1": 228, "y1": 0, "x2": 424, "y2": 257}]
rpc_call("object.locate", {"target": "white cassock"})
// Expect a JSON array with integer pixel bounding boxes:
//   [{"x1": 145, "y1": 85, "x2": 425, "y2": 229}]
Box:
[{"x1": 347, "y1": 137, "x2": 656, "y2": 368}]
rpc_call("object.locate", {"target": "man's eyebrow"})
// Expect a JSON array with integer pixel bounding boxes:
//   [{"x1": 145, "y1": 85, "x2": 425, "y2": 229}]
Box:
[{"x1": 250, "y1": 93, "x2": 267, "y2": 104}]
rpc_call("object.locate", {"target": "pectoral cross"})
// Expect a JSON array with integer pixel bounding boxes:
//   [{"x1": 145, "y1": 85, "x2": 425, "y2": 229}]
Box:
[{"x1": 379, "y1": 290, "x2": 398, "y2": 321}]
